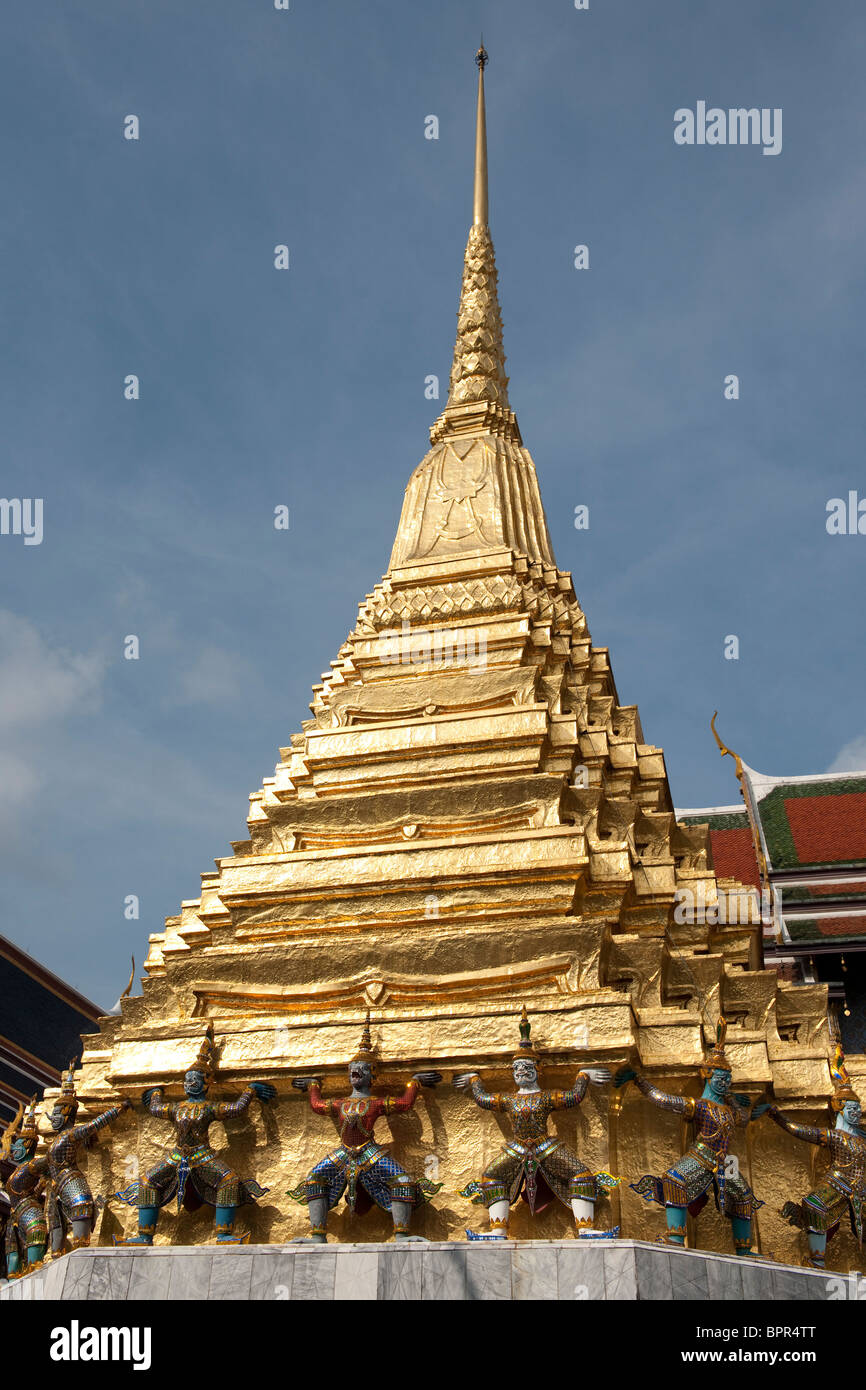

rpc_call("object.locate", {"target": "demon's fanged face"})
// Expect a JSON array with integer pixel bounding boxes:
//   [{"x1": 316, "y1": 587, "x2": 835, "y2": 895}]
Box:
[
  {"x1": 708, "y1": 1068, "x2": 731, "y2": 1098},
  {"x1": 512, "y1": 1058, "x2": 538, "y2": 1089},
  {"x1": 348, "y1": 1061, "x2": 373, "y2": 1092},
  {"x1": 49, "y1": 1102, "x2": 75, "y2": 1132}
]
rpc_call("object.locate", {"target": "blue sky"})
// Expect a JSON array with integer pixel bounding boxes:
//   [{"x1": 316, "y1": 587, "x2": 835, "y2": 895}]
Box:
[{"x1": 2, "y1": 0, "x2": 865, "y2": 1005}]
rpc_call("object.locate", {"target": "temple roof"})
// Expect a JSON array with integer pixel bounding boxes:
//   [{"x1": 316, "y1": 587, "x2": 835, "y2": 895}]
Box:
[
  {"x1": 678, "y1": 762, "x2": 866, "y2": 947},
  {"x1": 0, "y1": 935, "x2": 103, "y2": 1126}
]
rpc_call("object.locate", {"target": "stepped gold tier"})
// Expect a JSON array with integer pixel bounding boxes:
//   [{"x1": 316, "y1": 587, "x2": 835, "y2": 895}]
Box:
[{"x1": 44, "y1": 49, "x2": 855, "y2": 1268}]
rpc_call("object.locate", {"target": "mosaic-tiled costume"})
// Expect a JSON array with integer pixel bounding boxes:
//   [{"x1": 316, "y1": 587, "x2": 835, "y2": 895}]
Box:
[
  {"x1": 629, "y1": 1083, "x2": 760, "y2": 1221},
  {"x1": 770, "y1": 1045, "x2": 866, "y2": 1268},
  {"x1": 47, "y1": 1112, "x2": 129, "y2": 1245},
  {"x1": 458, "y1": 1007, "x2": 618, "y2": 1237},
  {"x1": 44, "y1": 1065, "x2": 130, "y2": 1251},
  {"x1": 462, "y1": 1076, "x2": 607, "y2": 1213},
  {"x1": 625, "y1": 1018, "x2": 762, "y2": 1255},
  {"x1": 0, "y1": 1187, "x2": 8, "y2": 1279},
  {"x1": 113, "y1": 1025, "x2": 273, "y2": 1243},
  {"x1": 117, "y1": 1090, "x2": 268, "y2": 1214},
  {"x1": 288, "y1": 1014, "x2": 441, "y2": 1238},
  {"x1": 2, "y1": 1099, "x2": 48, "y2": 1275},
  {"x1": 289, "y1": 1080, "x2": 438, "y2": 1216}
]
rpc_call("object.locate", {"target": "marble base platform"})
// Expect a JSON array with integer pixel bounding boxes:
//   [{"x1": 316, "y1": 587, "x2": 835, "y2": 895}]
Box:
[{"x1": 0, "y1": 1238, "x2": 838, "y2": 1301}]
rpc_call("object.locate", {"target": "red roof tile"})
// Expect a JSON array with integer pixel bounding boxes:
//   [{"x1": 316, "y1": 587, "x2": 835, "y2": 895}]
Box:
[
  {"x1": 787, "y1": 914, "x2": 866, "y2": 941},
  {"x1": 785, "y1": 793, "x2": 866, "y2": 866},
  {"x1": 708, "y1": 827, "x2": 761, "y2": 890}
]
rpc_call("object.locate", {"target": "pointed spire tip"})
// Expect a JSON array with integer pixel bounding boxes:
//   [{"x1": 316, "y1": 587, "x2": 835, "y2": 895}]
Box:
[{"x1": 473, "y1": 44, "x2": 489, "y2": 226}]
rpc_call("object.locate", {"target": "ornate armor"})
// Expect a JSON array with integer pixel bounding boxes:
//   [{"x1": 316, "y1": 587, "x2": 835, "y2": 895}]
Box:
[
  {"x1": 112, "y1": 1026, "x2": 273, "y2": 1242},
  {"x1": 288, "y1": 1014, "x2": 441, "y2": 1238},
  {"x1": 5, "y1": 1157, "x2": 48, "y2": 1263},
  {"x1": 623, "y1": 1017, "x2": 763, "y2": 1254},
  {"x1": 1, "y1": 1099, "x2": 48, "y2": 1273},
  {"x1": 289, "y1": 1080, "x2": 439, "y2": 1216},
  {"x1": 46, "y1": 1103, "x2": 128, "y2": 1242},
  {"x1": 457, "y1": 1007, "x2": 618, "y2": 1236},
  {"x1": 117, "y1": 1088, "x2": 268, "y2": 1213},
  {"x1": 461, "y1": 1076, "x2": 607, "y2": 1213},
  {"x1": 769, "y1": 1047, "x2": 866, "y2": 1266},
  {"x1": 771, "y1": 1110, "x2": 866, "y2": 1241},
  {"x1": 629, "y1": 1079, "x2": 761, "y2": 1222}
]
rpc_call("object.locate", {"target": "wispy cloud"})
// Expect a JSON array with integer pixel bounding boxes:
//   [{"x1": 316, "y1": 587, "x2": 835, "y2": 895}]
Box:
[
  {"x1": 827, "y1": 736, "x2": 866, "y2": 776},
  {"x1": 0, "y1": 610, "x2": 104, "y2": 731}
]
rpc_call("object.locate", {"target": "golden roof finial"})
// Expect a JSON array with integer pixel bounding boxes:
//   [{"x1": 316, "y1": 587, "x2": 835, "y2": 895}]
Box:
[
  {"x1": 192, "y1": 1022, "x2": 217, "y2": 1083},
  {"x1": 0, "y1": 1101, "x2": 25, "y2": 1161},
  {"x1": 473, "y1": 42, "x2": 489, "y2": 227},
  {"x1": 710, "y1": 712, "x2": 774, "y2": 933},
  {"x1": 351, "y1": 1010, "x2": 378, "y2": 1068},
  {"x1": 444, "y1": 46, "x2": 509, "y2": 413},
  {"x1": 830, "y1": 1042, "x2": 859, "y2": 1110},
  {"x1": 513, "y1": 1003, "x2": 539, "y2": 1062},
  {"x1": 120, "y1": 956, "x2": 135, "y2": 1000}
]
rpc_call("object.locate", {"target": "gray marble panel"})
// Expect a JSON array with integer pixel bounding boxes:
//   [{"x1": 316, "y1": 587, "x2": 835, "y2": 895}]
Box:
[
  {"x1": 291, "y1": 1249, "x2": 337, "y2": 1300},
  {"x1": 771, "y1": 1265, "x2": 817, "y2": 1302},
  {"x1": 670, "y1": 1250, "x2": 710, "y2": 1301},
  {"x1": 167, "y1": 1253, "x2": 213, "y2": 1302},
  {"x1": 635, "y1": 1246, "x2": 674, "y2": 1300},
  {"x1": 334, "y1": 1249, "x2": 379, "y2": 1300},
  {"x1": 250, "y1": 1251, "x2": 295, "y2": 1301},
  {"x1": 88, "y1": 1257, "x2": 110, "y2": 1302},
  {"x1": 602, "y1": 1245, "x2": 638, "y2": 1300},
  {"x1": 210, "y1": 1251, "x2": 253, "y2": 1300},
  {"x1": 63, "y1": 1252, "x2": 94, "y2": 1301},
  {"x1": 512, "y1": 1246, "x2": 558, "y2": 1301},
  {"x1": 807, "y1": 1267, "x2": 837, "y2": 1300},
  {"x1": 739, "y1": 1260, "x2": 773, "y2": 1301},
  {"x1": 89, "y1": 1255, "x2": 133, "y2": 1301},
  {"x1": 805, "y1": 1269, "x2": 831, "y2": 1301},
  {"x1": 705, "y1": 1255, "x2": 744, "y2": 1301},
  {"x1": 377, "y1": 1244, "x2": 424, "y2": 1300},
  {"x1": 7, "y1": 1267, "x2": 47, "y2": 1300},
  {"x1": 464, "y1": 1245, "x2": 511, "y2": 1301},
  {"x1": 127, "y1": 1252, "x2": 170, "y2": 1301},
  {"x1": 36, "y1": 1262, "x2": 64, "y2": 1300},
  {"x1": 422, "y1": 1248, "x2": 467, "y2": 1300},
  {"x1": 557, "y1": 1245, "x2": 606, "y2": 1300}
]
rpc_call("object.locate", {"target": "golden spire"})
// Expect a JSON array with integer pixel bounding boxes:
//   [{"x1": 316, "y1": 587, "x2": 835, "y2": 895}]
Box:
[
  {"x1": 445, "y1": 45, "x2": 509, "y2": 414},
  {"x1": 473, "y1": 43, "x2": 489, "y2": 226},
  {"x1": 388, "y1": 44, "x2": 555, "y2": 571}
]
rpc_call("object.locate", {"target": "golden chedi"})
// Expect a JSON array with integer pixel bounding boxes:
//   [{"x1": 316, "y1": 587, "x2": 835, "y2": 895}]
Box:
[{"x1": 47, "y1": 49, "x2": 855, "y2": 1266}]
